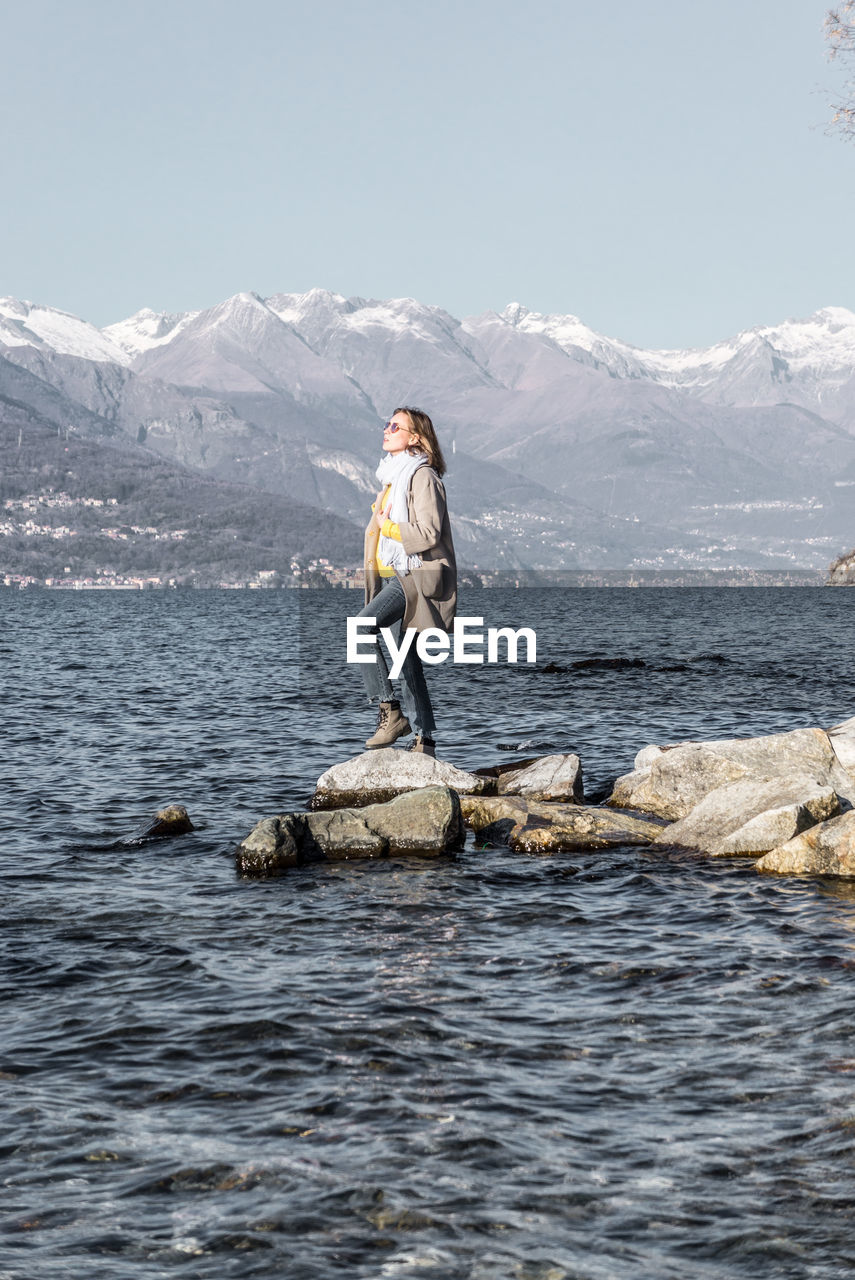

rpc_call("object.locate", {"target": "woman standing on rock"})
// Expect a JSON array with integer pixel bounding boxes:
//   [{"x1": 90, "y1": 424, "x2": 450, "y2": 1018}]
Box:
[{"x1": 355, "y1": 407, "x2": 457, "y2": 758}]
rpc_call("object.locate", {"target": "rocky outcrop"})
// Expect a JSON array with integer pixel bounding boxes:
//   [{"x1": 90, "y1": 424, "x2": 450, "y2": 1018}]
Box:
[
  {"x1": 652, "y1": 777, "x2": 840, "y2": 856},
  {"x1": 756, "y1": 811, "x2": 855, "y2": 876},
  {"x1": 461, "y1": 795, "x2": 663, "y2": 853},
  {"x1": 313, "y1": 750, "x2": 490, "y2": 809},
  {"x1": 237, "y1": 723, "x2": 855, "y2": 880},
  {"x1": 608, "y1": 727, "x2": 855, "y2": 820},
  {"x1": 237, "y1": 786, "x2": 465, "y2": 876},
  {"x1": 828, "y1": 549, "x2": 855, "y2": 585}
]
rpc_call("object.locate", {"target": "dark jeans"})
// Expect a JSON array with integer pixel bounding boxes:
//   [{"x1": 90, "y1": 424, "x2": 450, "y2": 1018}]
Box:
[{"x1": 355, "y1": 576, "x2": 436, "y2": 737}]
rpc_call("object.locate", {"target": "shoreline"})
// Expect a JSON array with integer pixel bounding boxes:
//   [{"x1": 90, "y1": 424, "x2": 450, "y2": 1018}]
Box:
[{"x1": 0, "y1": 569, "x2": 833, "y2": 591}]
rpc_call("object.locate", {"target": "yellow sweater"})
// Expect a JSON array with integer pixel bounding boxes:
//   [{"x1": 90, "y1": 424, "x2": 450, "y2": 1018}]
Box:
[{"x1": 373, "y1": 484, "x2": 402, "y2": 576}]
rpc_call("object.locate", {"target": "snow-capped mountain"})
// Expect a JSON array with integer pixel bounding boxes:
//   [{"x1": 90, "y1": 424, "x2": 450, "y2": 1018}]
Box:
[
  {"x1": 2, "y1": 289, "x2": 854, "y2": 570},
  {"x1": 0, "y1": 297, "x2": 130, "y2": 366},
  {"x1": 94, "y1": 288, "x2": 855, "y2": 424},
  {"x1": 492, "y1": 301, "x2": 855, "y2": 417}
]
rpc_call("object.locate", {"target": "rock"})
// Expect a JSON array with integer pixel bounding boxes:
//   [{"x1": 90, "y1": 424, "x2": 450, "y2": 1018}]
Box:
[
  {"x1": 496, "y1": 753, "x2": 583, "y2": 803},
  {"x1": 633, "y1": 744, "x2": 668, "y2": 770},
  {"x1": 307, "y1": 787, "x2": 464, "y2": 858},
  {"x1": 313, "y1": 750, "x2": 491, "y2": 809},
  {"x1": 461, "y1": 794, "x2": 530, "y2": 830},
  {"x1": 461, "y1": 794, "x2": 663, "y2": 852},
  {"x1": 756, "y1": 811, "x2": 855, "y2": 876},
  {"x1": 828, "y1": 549, "x2": 855, "y2": 585},
  {"x1": 608, "y1": 727, "x2": 855, "y2": 820},
  {"x1": 652, "y1": 777, "x2": 840, "y2": 856},
  {"x1": 234, "y1": 815, "x2": 309, "y2": 876},
  {"x1": 609, "y1": 744, "x2": 751, "y2": 820},
  {"x1": 828, "y1": 715, "x2": 855, "y2": 780},
  {"x1": 141, "y1": 804, "x2": 195, "y2": 840},
  {"x1": 237, "y1": 787, "x2": 464, "y2": 876},
  {"x1": 509, "y1": 808, "x2": 665, "y2": 854}
]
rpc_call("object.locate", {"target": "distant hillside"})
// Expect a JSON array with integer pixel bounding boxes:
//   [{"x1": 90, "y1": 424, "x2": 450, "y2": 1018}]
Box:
[{"x1": 0, "y1": 385, "x2": 361, "y2": 585}]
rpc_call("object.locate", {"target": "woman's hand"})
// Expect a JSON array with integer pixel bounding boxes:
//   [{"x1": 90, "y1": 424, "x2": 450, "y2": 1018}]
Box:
[{"x1": 374, "y1": 503, "x2": 391, "y2": 532}]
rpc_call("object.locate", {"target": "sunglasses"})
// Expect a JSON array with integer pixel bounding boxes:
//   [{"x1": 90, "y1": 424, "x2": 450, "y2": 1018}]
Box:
[{"x1": 383, "y1": 421, "x2": 409, "y2": 433}]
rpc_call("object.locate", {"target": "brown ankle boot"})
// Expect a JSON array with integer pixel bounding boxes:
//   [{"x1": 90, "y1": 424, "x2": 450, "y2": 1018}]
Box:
[
  {"x1": 407, "y1": 735, "x2": 436, "y2": 757},
  {"x1": 365, "y1": 700, "x2": 412, "y2": 749}
]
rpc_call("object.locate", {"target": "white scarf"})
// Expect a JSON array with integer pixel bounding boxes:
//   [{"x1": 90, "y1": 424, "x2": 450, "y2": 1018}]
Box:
[{"x1": 375, "y1": 450, "x2": 427, "y2": 574}]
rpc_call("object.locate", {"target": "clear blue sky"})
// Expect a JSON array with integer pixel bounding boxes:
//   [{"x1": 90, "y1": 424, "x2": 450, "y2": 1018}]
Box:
[{"x1": 2, "y1": 0, "x2": 852, "y2": 348}]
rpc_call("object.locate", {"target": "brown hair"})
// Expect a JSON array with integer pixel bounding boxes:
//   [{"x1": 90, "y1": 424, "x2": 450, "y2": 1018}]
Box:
[{"x1": 394, "y1": 406, "x2": 447, "y2": 477}]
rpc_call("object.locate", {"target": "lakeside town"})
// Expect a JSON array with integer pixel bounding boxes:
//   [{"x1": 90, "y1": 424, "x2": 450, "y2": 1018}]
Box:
[
  {"x1": 2, "y1": 563, "x2": 828, "y2": 591},
  {"x1": 0, "y1": 488, "x2": 835, "y2": 590},
  {"x1": 1, "y1": 556, "x2": 365, "y2": 593}
]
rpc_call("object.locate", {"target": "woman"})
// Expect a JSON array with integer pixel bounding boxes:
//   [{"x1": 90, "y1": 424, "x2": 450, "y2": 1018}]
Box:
[{"x1": 356, "y1": 406, "x2": 457, "y2": 757}]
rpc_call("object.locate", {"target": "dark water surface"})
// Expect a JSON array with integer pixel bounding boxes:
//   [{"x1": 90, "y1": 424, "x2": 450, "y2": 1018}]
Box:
[{"x1": 3, "y1": 587, "x2": 855, "y2": 1279}]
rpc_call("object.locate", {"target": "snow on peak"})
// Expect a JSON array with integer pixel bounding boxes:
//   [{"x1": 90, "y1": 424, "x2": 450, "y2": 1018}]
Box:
[
  {"x1": 204, "y1": 291, "x2": 273, "y2": 325},
  {"x1": 103, "y1": 307, "x2": 198, "y2": 359},
  {"x1": 266, "y1": 288, "x2": 351, "y2": 328},
  {"x1": 501, "y1": 302, "x2": 529, "y2": 325},
  {"x1": 754, "y1": 307, "x2": 855, "y2": 368},
  {"x1": 267, "y1": 290, "x2": 464, "y2": 348},
  {"x1": 103, "y1": 292, "x2": 289, "y2": 363},
  {"x1": 232, "y1": 290, "x2": 267, "y2": 308},
  {"x1": 0, "y1": 297, "x2": 130, "y2": 365},
  {"x1": 493, "y1": 302, "x2": 855, "y2": 390},
  {"x1": 498, "y1": 304, "x2": 607, "y2": 356},
  {"x1": 341, "y1": 296, "x2": 438, "y2": 336},
  {"x1": 812, "y1": 305, "x2": 855, "y2": 327},
  {"x1": 636, "y1": 306, "x2": 855, "y2": 388}
]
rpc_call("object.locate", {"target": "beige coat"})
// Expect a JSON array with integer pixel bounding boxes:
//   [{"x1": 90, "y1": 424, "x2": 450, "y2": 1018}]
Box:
[{"x1": 363, "y1": 465, "x2": 457, "y2": 633}]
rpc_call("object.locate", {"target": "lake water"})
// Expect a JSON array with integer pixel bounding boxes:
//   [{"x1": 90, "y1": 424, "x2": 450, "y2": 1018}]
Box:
[{"x1": 3, "y1": 587, "x2": 855, "y2": 1279}]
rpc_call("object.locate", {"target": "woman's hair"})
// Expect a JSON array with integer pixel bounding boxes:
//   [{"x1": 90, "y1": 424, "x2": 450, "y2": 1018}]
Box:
[{"x1": 394, "y1": 406, "x2": 447, "y2": 477}]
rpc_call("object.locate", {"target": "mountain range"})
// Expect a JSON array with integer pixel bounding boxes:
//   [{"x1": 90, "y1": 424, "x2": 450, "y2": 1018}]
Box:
[{"x1": 2, "y1": 290, "x2": 854, "y2": 571}]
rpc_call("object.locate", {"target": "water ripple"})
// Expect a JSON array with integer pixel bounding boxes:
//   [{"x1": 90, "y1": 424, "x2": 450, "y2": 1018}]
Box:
[{"x1": 2, "y1": 588, "x2": 855, "y2": 1277}]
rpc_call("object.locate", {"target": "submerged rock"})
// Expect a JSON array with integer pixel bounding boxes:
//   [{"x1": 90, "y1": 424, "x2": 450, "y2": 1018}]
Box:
[
  {"x1": 313, "y1": 750, "x2": 490, "y2": 809},
  {"x1": 756, "y1": 811, "x2": 855, "y2": 876},
  {"x1": 237, "y1": 786, "x2": 465, "y2": 876},
  {"x1": 461, "y1": 794, "x2": 663, "y2": 853},
  {"x1": 653, "y1": 777, "x2": 840, "y2": 856},
  {"x1": 608, "y1": 727, "x2": 855, "y2": 820},
  {"x1": 139, "y1": 804, "x2": 195, "y2": 841}
]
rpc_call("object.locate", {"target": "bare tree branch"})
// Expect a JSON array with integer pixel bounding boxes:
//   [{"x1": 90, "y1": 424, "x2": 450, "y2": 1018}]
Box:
[{"x1": 826, "y1": 1, "x2": 855, "y2": 135}]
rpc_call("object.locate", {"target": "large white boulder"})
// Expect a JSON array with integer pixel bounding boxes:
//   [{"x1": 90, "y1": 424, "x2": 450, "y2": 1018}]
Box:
[
  {"x1": 608, "y1": 727, "x2": 855, "y2": 820},
  {"x1": 652, "y1": 777, "x2": 840, "y2": 856},
  {"x1": 314, "y1": 749, "x2": 490, "y2": 808}
]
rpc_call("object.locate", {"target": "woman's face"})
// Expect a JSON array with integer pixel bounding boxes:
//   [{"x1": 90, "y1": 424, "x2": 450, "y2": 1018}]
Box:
[{"x1": 382, "y1": 412, "x2": 417, "y2": 454}]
